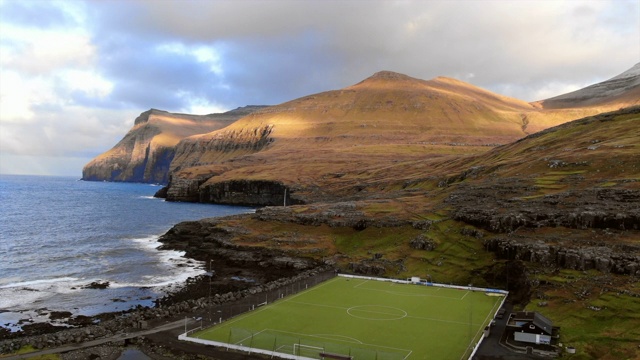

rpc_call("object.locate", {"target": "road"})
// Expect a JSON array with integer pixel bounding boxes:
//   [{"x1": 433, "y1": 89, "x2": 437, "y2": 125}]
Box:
[{"x1": 1, "y1": 318, "x2": 193, "y2": 360}]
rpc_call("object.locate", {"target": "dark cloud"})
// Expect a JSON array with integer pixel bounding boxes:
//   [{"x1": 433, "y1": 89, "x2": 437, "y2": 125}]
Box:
[{"x1": 84, "y1": 0, "x2": 639, "y2": 108}]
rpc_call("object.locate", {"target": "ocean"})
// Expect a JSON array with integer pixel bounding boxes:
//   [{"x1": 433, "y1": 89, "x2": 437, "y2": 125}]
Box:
[{"x1": 0, "y1": 175, "x2": 252, "y2": 331}]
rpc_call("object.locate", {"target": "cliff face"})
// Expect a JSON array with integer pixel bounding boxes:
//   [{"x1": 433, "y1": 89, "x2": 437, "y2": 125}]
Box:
[
  {"x1": 158, "y1": 68, "x2": 639, "y2": 206},
  {"x1": 82, "y1": 106, "x2": 267, "y2": 183},
  {"x1": 159, "y1": 71, "x2": 551, "y2": 203}
]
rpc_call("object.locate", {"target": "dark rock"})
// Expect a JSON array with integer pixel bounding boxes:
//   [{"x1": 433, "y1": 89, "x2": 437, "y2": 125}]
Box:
[
  {"x1": 48, "y1": 311, "x2": 72, "y2": 320},
  {"x1": 484, "y1": 237, "x2": 640, "y2": 275},
  {"x1": 83, "y1": 281, "x2": 110, "y2": 289},
  {"x1": 154, "y1": 186, "x2": 168, "y2": 198},
  {"x1": 199, "y1": 179, "x2": 302, "y2": 206},
  {"x1": 409, "y1": 234, "x2": 437, "y2": 251}
]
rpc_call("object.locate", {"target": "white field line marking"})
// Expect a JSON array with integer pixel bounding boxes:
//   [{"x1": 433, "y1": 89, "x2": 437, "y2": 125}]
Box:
[
  {"x1": 355, "y1": 284, "x2": 467, "y2": 299},
  {"x1": 198, "y1": 305, "x2": 270, "y2": 337},
  {"x1": 312, "y1": 334, "x2": 363, "y2": 344},
  {"x1": 288, "y1": 300, "x2": 350, "y2": 311},
  {"x1": 290, "y1": 300, "x2": 408, "y2": 320},
  {"x1": 459, "y1": 296, "x2": 503, "y2": 360},
  {"x1": 234, "y1": 328, "x2": 268, "y2": 345},
  {"x1": 289, "y1": 300, "x2": 480, "y2": 327},
  {"x1": 264, "y1": 328, "x2": 413, "y2": 356},
  {"x1": 405, "y1": 314, "x2": 477, "y2": 326},
  {"x1": 347, "y1": 305, "x2": 408, "y2": 320},
  {"x1": 461, "y1": 291, "x2": 470, "y2": 300},
  {"x1": 275, "y1": 344, "x2": 293, "y2": 353},
  {"x1": 353, "y1": 279, "x2": 369, "y2": 288},
  {"x1": 198, "y1": 278, "x2": 340, "y2": 337},
  {"x1": 281, "y1": 276, "x2": 339, "y2": 303}
]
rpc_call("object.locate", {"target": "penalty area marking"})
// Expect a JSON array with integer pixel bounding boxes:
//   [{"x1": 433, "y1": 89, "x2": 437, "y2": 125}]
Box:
[
  {"x1": 264, "y1": 328, "x2": 413, "y2": 358},
  {"x1": 311, "y1": 334, "x2": 363, "y2": 344}
]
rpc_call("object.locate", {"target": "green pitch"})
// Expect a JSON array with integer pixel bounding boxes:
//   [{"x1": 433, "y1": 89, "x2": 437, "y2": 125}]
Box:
[{"x1": 191, "y1": 277, "x2": 503, "y2": 360}]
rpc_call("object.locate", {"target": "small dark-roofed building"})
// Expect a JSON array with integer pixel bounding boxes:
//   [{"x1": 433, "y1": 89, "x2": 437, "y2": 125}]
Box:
[{"x1": 507, "y1": 311, "x2": 557, "y2": 345}]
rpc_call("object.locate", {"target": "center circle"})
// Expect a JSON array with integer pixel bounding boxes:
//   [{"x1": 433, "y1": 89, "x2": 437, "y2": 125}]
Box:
[{"x1": 346, "y1": 305, "x2": 407, "y2": 320}]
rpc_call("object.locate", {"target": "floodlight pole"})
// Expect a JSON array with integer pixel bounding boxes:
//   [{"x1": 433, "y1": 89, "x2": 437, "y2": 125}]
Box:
[{"x1": 208, "y1": 259, "x2": 214, "y2": 321}]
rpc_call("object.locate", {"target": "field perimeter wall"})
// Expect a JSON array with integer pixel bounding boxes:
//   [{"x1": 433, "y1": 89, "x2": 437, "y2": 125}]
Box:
[
  {"x1": 180, "y1": 273, "x2": 508, "y2": 360},
  {"x1": 178, "y1": 334, "x2": 316, "y2": 360}
]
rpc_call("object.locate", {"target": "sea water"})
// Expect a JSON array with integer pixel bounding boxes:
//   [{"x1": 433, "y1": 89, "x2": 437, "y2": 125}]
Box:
[{"x1": 0, "y1": 175, "x2": 252, "y2": 330}]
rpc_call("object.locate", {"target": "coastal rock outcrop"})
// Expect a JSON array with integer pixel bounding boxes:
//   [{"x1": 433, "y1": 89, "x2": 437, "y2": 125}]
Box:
[
  {"x1": 484, "y1": 238, "x2": 640, "y2": 276},
  {"x1": 199, "y1": 180, "x2": 301, "y2": 206},
  {"x1": 82, "y1": 106, "x2": 267, "y2": 184},
  {"x1": 450, "y1": 185, "x2": 640, "y2": 233}
]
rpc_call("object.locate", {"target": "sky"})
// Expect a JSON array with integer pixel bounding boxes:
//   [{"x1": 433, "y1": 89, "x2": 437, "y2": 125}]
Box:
[{"x1": 0, "y1": 0, "x2": 639, "y2": 177}]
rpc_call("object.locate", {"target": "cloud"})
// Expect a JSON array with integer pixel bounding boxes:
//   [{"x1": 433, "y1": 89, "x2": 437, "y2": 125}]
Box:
[
  {"x1": 0, "y1": 0, "x2": 79, "y2": 29},
  {"x1": 0, "y1": 0, "x2": 638, "y2": 176},
  {"x1": 84, "y1": 0, "x2": 639, "y2": 102}
]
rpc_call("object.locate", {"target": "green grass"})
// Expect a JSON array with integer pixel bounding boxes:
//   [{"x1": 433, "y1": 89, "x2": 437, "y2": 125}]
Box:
[
  {"x1": 191, "y1": 276, "x2": 504, "y2": 360},
  {"x1": 0, "y1": 345, "x2": 61, "y2": 360}
]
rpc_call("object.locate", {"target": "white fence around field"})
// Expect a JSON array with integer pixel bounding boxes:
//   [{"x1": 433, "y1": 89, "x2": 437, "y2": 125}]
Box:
[
  {"x1": 178, "y1": 334, "x2": 317, "y2": 360},
  {"x1": 337, "y1": 274, "x2": 509, "y2": 295},
  {"x1": 179, "y1": 274, "x2": 509, "y2": 360}
]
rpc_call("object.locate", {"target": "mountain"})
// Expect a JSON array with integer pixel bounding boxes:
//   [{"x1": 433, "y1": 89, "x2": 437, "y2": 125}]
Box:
[
  {"x1": 163, "y1": 72, "x2": 544, "y2": 202},
  {"x1": 80, "y1": 65, "x2": 640, "y2": 357},
  {"x1": 537, "y1": 62, "x2": 640, "y2": 109},
  {"x1": 160, "y1": 68, "x2": 638, "y2": 204},
  {"x1": 84, "y1": 64, "x2": 639, "y2": 199},
  {"x1": 155, "y1": 106, "x2": 640, "y2": 358},
  {"x1": 82, "y1": 106, "x2": 267, "y2": 183}
]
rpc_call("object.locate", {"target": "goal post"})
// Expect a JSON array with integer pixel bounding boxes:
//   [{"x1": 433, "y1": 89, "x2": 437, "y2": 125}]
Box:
[{"x1": 293, "y1": 343, "x2": 324, "y2": 358}]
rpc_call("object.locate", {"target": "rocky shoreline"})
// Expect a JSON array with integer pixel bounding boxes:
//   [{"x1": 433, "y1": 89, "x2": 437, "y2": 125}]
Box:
[
  {"x1": 0, "y1": 265, "x2": 333, "y2": 356},
  {"x1": 0, "y1": 214, "x2": 333, "y2": 357}
]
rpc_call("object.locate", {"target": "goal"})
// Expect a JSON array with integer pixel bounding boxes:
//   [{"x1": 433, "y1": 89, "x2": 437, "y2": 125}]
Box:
[{"x1": 293, "y1": 343, "x2": 324, "y2": 358}]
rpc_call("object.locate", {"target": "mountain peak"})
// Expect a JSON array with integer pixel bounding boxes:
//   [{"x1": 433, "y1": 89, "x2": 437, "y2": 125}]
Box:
[
  {"x1": 347, "y1": 71, "x2": 425, "y2": 90},
  {"x1": 540, "y1": 63, "x2": 640, "y2": 108},
  {"x1": 609, "y1": 62, "x2": 640, "y2": 81},
  {"x1": 368, "y1": 70, "x2": 415, "y2": 81}
]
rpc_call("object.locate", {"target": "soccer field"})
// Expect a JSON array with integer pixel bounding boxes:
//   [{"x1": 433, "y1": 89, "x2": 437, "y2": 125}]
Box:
[{"x1": 189, "y1": 276, "x2": 504, "y2": 360}]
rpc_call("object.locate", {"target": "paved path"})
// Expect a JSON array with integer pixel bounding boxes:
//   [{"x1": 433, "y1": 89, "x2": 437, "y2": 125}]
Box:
[{"x1": 1, "y1": 318, "x2": 193, "y2": 360}]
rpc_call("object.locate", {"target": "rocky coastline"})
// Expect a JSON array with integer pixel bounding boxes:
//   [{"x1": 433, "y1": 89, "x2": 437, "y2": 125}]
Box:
[
  {"x1": 0, "y1": 215, "x2": 332, "y2": 357},
  {"x1": 0, "y1": 265, "x2": 333, "y2": 356}
]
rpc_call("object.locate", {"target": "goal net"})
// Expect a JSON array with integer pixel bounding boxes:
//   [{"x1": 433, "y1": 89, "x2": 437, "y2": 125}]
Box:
[{"x1": 293, "y1": 343, "x2": 324, "y2": 358}]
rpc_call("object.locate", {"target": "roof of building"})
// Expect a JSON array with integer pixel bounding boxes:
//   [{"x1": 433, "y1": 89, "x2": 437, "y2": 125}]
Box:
[
  {"x1": 510, "y1": 311, "x2": 554, "y2": 334},
  {"x1": 532, "y1": 312, "x2": 553, "y2": 334}
]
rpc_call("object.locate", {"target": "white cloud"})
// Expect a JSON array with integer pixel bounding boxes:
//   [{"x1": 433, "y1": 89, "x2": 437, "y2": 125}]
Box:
[
  {"x1": 1, "y1": 0, "x2": 639, "y2": 176},
  {"x1": 60, "y1": 69, "x2": 114, "y2": 99},
  {"x1": 0, "y1": 24, "x2": 95, "y2": 75}
]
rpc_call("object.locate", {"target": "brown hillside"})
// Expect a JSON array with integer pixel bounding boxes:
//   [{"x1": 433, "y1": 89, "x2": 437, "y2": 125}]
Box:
[
  {"x1": 82, "y1": 106, "x2": 267, "y2": 183},
  {"x1": 166, "y1": 71, "x2": 554, "y2": 202},
  {"x1": 165, "y1": 68, "x2": 640, "y2": 204}
]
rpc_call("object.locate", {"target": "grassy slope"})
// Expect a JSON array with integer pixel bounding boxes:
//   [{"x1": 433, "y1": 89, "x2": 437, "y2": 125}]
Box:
[{"x1": 205, "y1": 107, "x2": 639, "y2": 359}]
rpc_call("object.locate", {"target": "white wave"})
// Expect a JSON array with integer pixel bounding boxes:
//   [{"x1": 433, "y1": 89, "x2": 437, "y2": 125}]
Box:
[
  {"x1": 0, "y1": 287, "x2": 51, "y2": 309},
  {"x1": 139, "y1": 196, "x2": 159, "y2": 200},
  {"x1": 0, "y1": 277, "x2": 80, "y2": 289},
  {"x1": 122, "y1": 235, "x2": 206, "y2": 289},
  {"x1": 129, "y1": 235, "x2": 162, "y2": 250}
]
